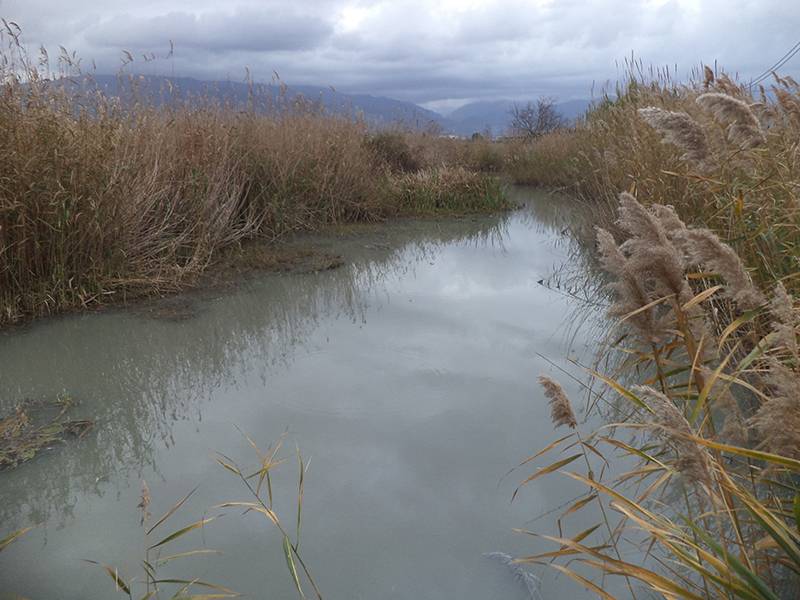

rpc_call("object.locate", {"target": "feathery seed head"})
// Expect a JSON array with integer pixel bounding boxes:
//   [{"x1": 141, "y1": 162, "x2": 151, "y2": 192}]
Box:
[
  {"x1": 774, "y1": 88, "x2": 800, "y2": 125},
  {"x1": 758, "y1": 84, "x2": 768, "y2": 104},
  {"x1": 606, "y1": 273, "x2": 663, "y2": 343},
  {"x1": 749, "y1": 359, "x2": 800, "y2": 459},
  {"x1": 626, "y1": 245, "x2": 692, "y2": 304},
  {"x1": 538, "y1": 376, "x2": 577, "y2": 429},
  {"x1": 703, "y1": 65, "x2": 715, "y2": 88},
  {"x1": 633, "y1": 385, "x2": 714, "y2": 490},
  {"x1": 596, "y1": 227, "x2": 627, "y2": 276},
  {"x1": 770, "y1": 283, "x2": 799, "y2": 359},
  {"x1": 696, "y1": 92, "x2": 766, "y2": 149},
  {"x1": 617, "y1": 192, "x2": 669, "y2": 245},
  {"x1": 638, "y1": 107, "x2": 710, "y2": 165},
  {"x1": 714, "y1": 74, "x2": 742, "y2": 96},
  {"x1": 770, "y1": 282, "x2": 794, "y2": 323},
  {"x1": 651, "y1": 204, "x2": 687, "y2": 235},
  {"x1": 675, "y1": 228, "x2": 765, "y2": 310}
]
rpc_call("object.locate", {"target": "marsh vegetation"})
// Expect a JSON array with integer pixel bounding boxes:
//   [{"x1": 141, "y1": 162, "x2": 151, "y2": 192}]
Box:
[
  {"x1": 505, "y1": 65, "x2": 800, "y2": 599},
  {"x1": 1, "y1": 18, "x2": 799, "y2": 599},
  {"x1": 0, "y1": 25, "x2": 507, "y2": 327}
]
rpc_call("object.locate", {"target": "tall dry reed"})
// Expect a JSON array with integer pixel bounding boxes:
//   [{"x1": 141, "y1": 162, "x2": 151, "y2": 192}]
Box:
[
  {"x1": 506, "y1": 59, "x2": 800, "y2": 302},
  {"x1": 0, "y1": 28, "x2": 507, "y2": 326},
  {"x1": 518, "y1": 191, "x2": 800, "y2": 599}
]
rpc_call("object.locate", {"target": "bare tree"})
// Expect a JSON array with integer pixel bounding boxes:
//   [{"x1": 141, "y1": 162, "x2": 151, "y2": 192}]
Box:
[{"x1": 509, "y1": 97, "x2": 565, "y2": 138}]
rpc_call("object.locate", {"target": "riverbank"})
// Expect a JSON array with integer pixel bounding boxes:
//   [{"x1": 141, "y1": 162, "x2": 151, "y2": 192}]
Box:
[
  {"x1": 4, "y1": 37, "x2": 800, "y2": 597},
  {"x1": 0, "y1": 65, "x2": 508, "y2": 327},
  {"x1": 504, "y1": 67, "x2": 800, "y2": 300},
  {"x1": 1, "y1": 190, "x2": 617, "y2": 600},
  {"x1": 501, "y1": 67, "x2": 800, "y2": 599}
]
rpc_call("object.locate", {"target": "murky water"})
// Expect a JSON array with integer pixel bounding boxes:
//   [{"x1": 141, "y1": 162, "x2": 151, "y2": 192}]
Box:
[{"x1": 0, "y1": 188, "x2": 626, "y2": 599}]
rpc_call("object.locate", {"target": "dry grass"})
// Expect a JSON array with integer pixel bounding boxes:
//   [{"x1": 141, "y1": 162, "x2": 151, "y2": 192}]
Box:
[
  {"x1": 504, "y1": 129, "x2": 579, "y2": 186},
  {"x1": 390, "y1": 166, "x2": 507, "y2": 214},
  {"x1": 504, "y1": 61, "x2": 800, "y2": 599},
  {"x1": 0, "y1": 396, "x2": 93, "y2": 470},
  {"x1": 518, "y1": 191, "x2": 800, "y2": 599},
  {"x1": 505, "y1": 61, "x2": 800, "y2": 298},
  {"x1": 0, "y1": 29, "x2": 508, "y2": 327},
  {"x1": 405, "y1": 132, "x2": 507, "y2": 173}
]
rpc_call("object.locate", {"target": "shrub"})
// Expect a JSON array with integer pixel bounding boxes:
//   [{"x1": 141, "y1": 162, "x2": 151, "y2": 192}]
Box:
[{"x1": 363, "y1": 130, "x2": 421, "y2": 173}]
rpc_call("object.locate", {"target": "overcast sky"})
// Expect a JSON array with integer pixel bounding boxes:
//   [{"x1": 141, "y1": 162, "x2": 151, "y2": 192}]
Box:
[{"x1": 2, "y1": 0, "x2": 799, "y2": 112}]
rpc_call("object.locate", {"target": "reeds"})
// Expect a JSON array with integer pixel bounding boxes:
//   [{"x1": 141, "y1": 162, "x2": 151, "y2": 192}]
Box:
[
  {"x1": 390, "y1": 166, "x2": 507, "y2": 215},
  {"x1": 0, "y1": 396, "x2": 93, "y2": 469},
  {"x1": 516, "y1": 190, "x2": 800, "y2": 599},
  {"x1": 633, "y1": 385, "x2": 714, "y2": 491},
  {"x1": 675, "y1": 227, "x2": 765, "y2": 310},
  {"x1": 538, "y1": 375, "x2": 577, "y2": 429},
  {"x1": 0, "y1": 29, "x2": 507, "y2": 327},
  {"x1": 749, "y1": 362, "x2": 800, "y2": 459},
  {"x1": 696, "y1": 92, "x2": 766, "y2": 149},
  {"x1": 637, "y1": 107, "x2": 709, "y2": 166},
  {"x1": 506, "y1": 71, "x2": 800, "y2": 592},
  {"x1": 504, "y1": 62, "x2": 800, "y2": 301},
  {"x1": 85, "y1": 485, "x2": 236, "y2": 599},
  {"x1": 75, "y1": 434, "x2": 318, "y2": 600}
]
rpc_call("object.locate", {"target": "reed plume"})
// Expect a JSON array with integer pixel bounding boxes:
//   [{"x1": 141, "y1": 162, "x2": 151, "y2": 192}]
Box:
[
  {"x1": 651, "y1": 203, "x2": 687, "y2": 235},
  {"x1": 638, "y1": 107, "x2": 709, "y2": 165},
  {"x1": 538, "y1": 376, "x2": 577, "y2": 429},
  {"x1": 617, "y1": 193, "x2": 693, "y2": 305},
  {"x1": 633, "y1": 385, "x2": 714, "y2": 490},
  {"x1": 703, "y1": 65, "x2": 715, "y2": 89},
  {"x1": 783, "y1": 75, "x2": 800, "y2": 90},
  {"x1": 749, "y1": 359, "x2": 800, "y2": 460},
  {"x1": 595, "y1": 227, "x2": 626, "y2": 276},
  {"x1": 774, "y1": 87, "x2": 800, "y2": 125},
  {"x1": 675, "y1": 228, "x2": 765, "y2": 310},
  {"x1": 626, "y1": 245, "x2": 693, "y2": 305},
  {"x1": 617, "y1": 191, "x2": 670, "y2": 246},
  {"x1": 598, "y1": 194, "x2": 720, "y2": 362},
  {"x1": 770, "y1": 283, "x2": 799, "y2": 359},
  {"x1": 713, "y1": 74, "x2": 743, "y2": 97},
  {"x1": 596, "y1": 227, "x2": 662, "y2": 342},
  {"x1": 696, "y1": 92, "x2": 766, "y2": 149}
]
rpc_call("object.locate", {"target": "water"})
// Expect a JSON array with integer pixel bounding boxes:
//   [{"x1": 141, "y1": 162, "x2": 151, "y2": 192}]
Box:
[{"x1": 0, "y1": 188, "x2": 626, "y2": 599}]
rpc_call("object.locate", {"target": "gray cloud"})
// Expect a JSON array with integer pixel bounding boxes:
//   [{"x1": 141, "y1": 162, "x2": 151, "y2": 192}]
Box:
[
  {"x1": 85, "y1": 8, "x2": 333, "y2": 53},
  {"x1": 2, "y1": 0, "x2": 799, "y2": 108}
]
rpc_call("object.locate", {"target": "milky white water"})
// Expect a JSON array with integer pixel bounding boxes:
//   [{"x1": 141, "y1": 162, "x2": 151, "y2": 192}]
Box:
[{"x1": 0, "y1": 187, "x2": 627, "y2": 599}]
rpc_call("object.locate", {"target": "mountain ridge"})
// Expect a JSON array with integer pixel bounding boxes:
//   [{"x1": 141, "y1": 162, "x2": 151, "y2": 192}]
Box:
[{"x1": 72, "y1": 74, "x2": 590, "y2": 136}]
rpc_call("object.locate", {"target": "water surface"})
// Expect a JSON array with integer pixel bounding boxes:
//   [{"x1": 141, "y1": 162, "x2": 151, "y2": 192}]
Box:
[{"x1": 0, "y1": 188, "x2": 624, "y2": 599}]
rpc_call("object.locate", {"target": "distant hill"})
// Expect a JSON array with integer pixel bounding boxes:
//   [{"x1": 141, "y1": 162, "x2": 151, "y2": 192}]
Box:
[
  {"x1": 56, "y1": 74, "x2": 590, "y2": 136},
  {"x1": 445, "y1": 98, "x2": 591, "y2": 136},
  {"x1": 77, "y1": 74, "x2": 445, "y2": 130}
]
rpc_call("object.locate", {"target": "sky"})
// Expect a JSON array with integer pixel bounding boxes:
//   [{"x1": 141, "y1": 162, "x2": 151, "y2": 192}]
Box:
[{"x1": 2, "y1": 0, "x2": 799, "y2": 113}]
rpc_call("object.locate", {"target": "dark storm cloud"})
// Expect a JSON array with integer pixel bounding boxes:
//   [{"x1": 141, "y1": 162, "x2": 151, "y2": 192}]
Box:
[{"x1": 2, "y1": 0, "x2": 800, "y2": 108}]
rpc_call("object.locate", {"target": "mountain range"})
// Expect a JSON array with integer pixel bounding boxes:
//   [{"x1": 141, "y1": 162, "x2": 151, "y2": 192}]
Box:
[{"x1": 78, "y1": 74, "x2": 590, "y2": 137}]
